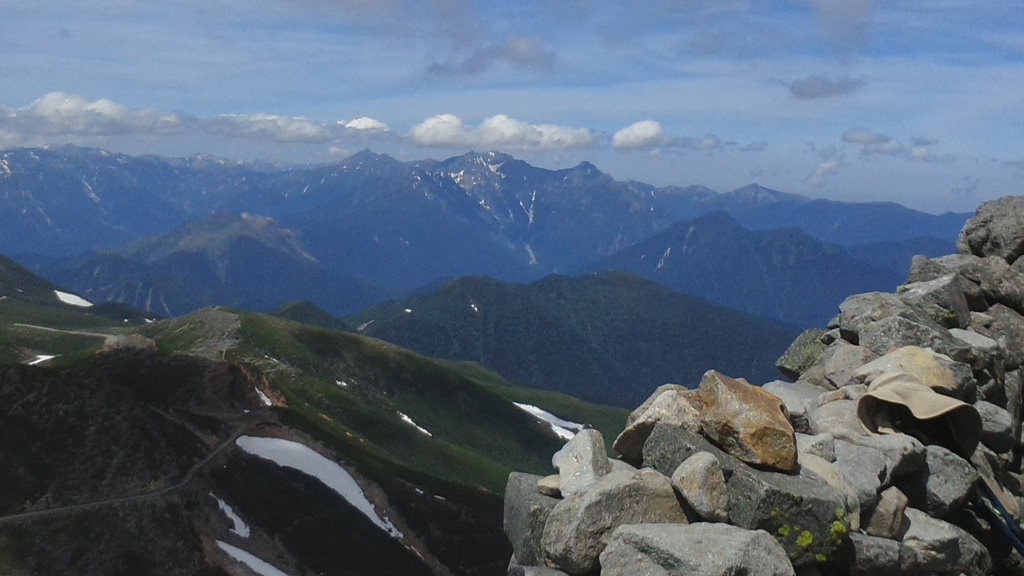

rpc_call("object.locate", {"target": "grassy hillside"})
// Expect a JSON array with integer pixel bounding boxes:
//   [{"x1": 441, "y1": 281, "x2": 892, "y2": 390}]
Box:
[{"x1": 350, "y1": 272, "x2": 799, "y2": 407}]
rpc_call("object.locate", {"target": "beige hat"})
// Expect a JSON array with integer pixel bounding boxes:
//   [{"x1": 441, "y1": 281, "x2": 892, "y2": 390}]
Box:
[{"x1": 857, "y1": 372, "x2": 981, "y2": 457}]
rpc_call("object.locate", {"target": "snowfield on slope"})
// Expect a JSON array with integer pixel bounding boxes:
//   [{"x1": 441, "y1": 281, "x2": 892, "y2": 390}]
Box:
[
  {"x1": 211, "y1": 493, "x2": 250, "y2": 538},
  {"x1": 53, "y1": 290, "x2": 92, "y2": 307},
  {"x1": 513, "y1": 403, "x2": 585, "y2": 440},
  {"x1": 216, "y1": 541, "x2": 287, "y2": 576},
  {"x1": 235, "y1": 436, "x2": 402, "y2": 538}
]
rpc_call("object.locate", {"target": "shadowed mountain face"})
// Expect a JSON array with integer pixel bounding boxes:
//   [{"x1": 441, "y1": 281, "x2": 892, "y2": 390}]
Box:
[
  {"x1": 350, "y1": 272, "x2": 800, "y2": 407},
  {"x1": 586, "y1": 212, "x2": 905, "y2": 328},
  {"x1": 0, "y1": 269, "x2": 629, "y2": 576}
]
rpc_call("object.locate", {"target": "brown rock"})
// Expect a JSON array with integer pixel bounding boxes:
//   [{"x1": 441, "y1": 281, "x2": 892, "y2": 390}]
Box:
[{"x1": 696, "y1": 370, "x2": 798, "y2": 472}]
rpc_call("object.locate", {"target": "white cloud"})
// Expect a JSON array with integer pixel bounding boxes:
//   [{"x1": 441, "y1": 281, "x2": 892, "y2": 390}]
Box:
[
  {"x1": 410, "y1": 114, "x2": 469, "y2": 146},
  {"x1": 808, "y1": 160, "x2": 840, "y2": 187},
  {"x1": 344, "y1": 117, "x2": 390, "y2": 134},
  {"x1": 909, "y1": 146, "x2": 932, "y2": 162},
  {"x1": 612, "y1": 120, "x2": 665, "y2": 150},
  {"x1": 11, "y1": 92, "x2": 182, "y2": 136},
  {"x1": 410, "y1": 113, "x2": 597, "y2": 150}
]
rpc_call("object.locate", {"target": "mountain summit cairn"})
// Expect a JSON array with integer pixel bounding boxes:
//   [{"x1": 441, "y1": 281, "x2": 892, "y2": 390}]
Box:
[{"x1": 504, "y1": 196, "x2": 1024, "y2": 575}]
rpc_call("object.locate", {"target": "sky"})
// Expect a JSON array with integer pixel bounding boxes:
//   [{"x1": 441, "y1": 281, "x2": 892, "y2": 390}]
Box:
[{"x1": 1, "y1": 0, "x2": 1022, "y2": 213}]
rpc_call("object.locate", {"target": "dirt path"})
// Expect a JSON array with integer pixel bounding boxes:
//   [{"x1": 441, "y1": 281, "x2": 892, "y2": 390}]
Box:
[
  {"x1": 12, "y1": 323, "x2": 123, "y2": 347},
  {"x1": 0, "y1": 422, "x2": 250, "y2": 526}
]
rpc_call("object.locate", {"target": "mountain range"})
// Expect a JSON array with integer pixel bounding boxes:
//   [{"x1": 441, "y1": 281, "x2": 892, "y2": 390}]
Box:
[{"x1": 1, "y1": 145, "x2": 969, "y2": 325}]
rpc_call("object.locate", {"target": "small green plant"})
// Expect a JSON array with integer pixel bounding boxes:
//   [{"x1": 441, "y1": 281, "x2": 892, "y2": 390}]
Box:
[
  {"x1": 796, "y1": 531, "x2": 814, "y2": 548},
  {"x1": 777, "y1": 525, "x2": 791, "y2": 538}
]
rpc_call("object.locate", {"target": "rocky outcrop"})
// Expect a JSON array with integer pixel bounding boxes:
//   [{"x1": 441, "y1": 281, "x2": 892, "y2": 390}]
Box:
[{"x1": 504, "y1": 197, "x2": 1024, "y2": 576}]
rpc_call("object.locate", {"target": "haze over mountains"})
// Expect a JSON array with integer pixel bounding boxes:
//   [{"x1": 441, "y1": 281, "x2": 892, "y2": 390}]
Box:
[{"x1": 1, "y1": 145, "x2": 968, "y2": 326}]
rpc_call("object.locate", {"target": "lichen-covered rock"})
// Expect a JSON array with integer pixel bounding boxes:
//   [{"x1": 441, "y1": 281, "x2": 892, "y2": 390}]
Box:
[
  {"x1": 613, "y1": 388, "x2": 700, "y2": 464},
  {"x1": 858, "y1": 316, "x2": 972, "y2": 364},
  {"x1": 726, "y1": 465, "x2": 849, "y2": 567},
  {"x1": 551, "y1": 429, "x2": 612, "y2": 497},
  {"x1": 776, "y1": 329, "x2": 827, "y2": 381},
  {"x1": 671, "y1": 451, "x2": 729, "y2": 522},
  {"x1": 540, "y1": 469, "x2": 689, "y2": 575},
  {"x1": 696, "y1": 370, "x2": 797, "y2": 472},
  {"x1": 599, "y1": 523, "x2": 796, "y2": 576},
  {"x1": 957, "y1": 196, "x2": 1024, "y2": 264},
  {"x1": 797, "y1": 452, "x2": 861, "y2": 531},
  {"x1": 837, "y1": 292, "x2": 920, "y2": 344},
  {"x1": 504, "y1": 472, "x2": 561, "y2": 566}
]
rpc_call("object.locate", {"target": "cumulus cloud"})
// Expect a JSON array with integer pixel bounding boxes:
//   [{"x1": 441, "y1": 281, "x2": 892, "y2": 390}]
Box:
[
  {"x1": 410, "y1": 113, "x2": 598, "y2": 150},
  {"x1": 841, "y1": 129, "x2": 904, "y2": 156},
  {"x1": 612, "y1": 120, "x2": 667, "y2": 150},
  {"x1": 343, "y1": 117, "x2": 390, "y2": 134},
  {"x1": 808, "y1": 160, "x2": 840, "y2": 187},
  {"x1": 0, "y1": 92, "x2": 392, "y2": 148},
  {"x1": 9, "y1": 92, "x2": 182, "y2": 136},
  {"x1": 789, "y1": 74, "x2": 865, "y2": 99},
  {"x1": 428, "y1": 37, "x2": 555, "y2": 76}
]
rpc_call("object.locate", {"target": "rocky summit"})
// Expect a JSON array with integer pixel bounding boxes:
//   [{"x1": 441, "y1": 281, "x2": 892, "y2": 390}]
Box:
[{"x1": 503, "y1": 196, "x2": 1024, "y2": 576}]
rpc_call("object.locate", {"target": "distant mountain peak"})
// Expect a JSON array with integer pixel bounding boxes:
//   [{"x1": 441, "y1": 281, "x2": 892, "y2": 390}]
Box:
[{"x1": 722, "y1": 184, "x2": 810, "y2": 205}]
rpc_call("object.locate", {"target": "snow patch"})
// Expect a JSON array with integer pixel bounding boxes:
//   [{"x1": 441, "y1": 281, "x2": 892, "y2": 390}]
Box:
[
  {"x1": 336, "y1": 379, "x2": 349, "y2": 387},
  {"x1": 656, "y1": 246, "x2": 672, "y2": 270},
  {"x1": 398, "y1": 412, "x2": 432, "y2": 437},
  {"x1": 524, "y1": 244, "x2": 538, "y2": 266},
  {"x1": 216, "y1": 541, "x2": 287, "y2": 576},
  {"x1": 54, "y1": 290, "x2": 93, "y2": 307},
  {"x1": 255, "y1": 388, "x2": 273, "y2": 407},
  {"x1": 28, "y1": 355, "x2": 57, "y2": 366},
  {"x1": 357, "y1": 319, "x2": 374, "y2": 331},
  {"x1": 470, "y1": 303, "x2": 479, "y2": 313},
  {"x1": 235, "y1": 436, "x2": 402, "y2": 538},
  {"x1": 514, "y1": 403, "x2": 585, "y2": 441},
  {"x1": 210, "y1": 493, "x2": 250, "y2": 538},
  {"x1": 404, "y1": 308, "x2": 413, "y2": 314}
]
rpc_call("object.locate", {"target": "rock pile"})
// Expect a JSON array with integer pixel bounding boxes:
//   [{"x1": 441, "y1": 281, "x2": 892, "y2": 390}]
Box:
[{"x1": 504, "y1": 197, "x2": 1024, "y2": 576}]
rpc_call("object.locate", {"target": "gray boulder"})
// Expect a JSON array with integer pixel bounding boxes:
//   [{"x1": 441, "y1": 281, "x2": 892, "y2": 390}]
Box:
[
  {"x1": 776, "y1": 329, "x2": 827, "y2": 381},
  {"x1": 541, "y1": 469, "x2": 688, "y2": 575},
  {"x1": 837, "y1": 292, "x2": 921, "y2": 344},
  {"x1": 599, "y1": 523, "x2": 796, "y2": 576},
  {"x1": 806, "y1": 400, "x2": 866, "y2": 439},
  {"x1": 613, "y1": 388, "x2": 700, "y2": 464},
  {"x1": 727, "y1": 465, "x2": 849, "y2": 566},
  {"x1": 897, "y1": 273, "x2": 972, "y2": 329},
  {"x1": 504, "y1": 473, "x2": 560, "y2": 566},
  {"x1": 912, "y1": 254, "x2": 1024, "y2": 315},
  {"x1": 552, "y1": 429, "x2": 612, "y2": 497},
  {"x1": 627, "y1": 384, "x2": 690, "y2": 425},
  {"x1": 763, "y1": 380, "x2": 827, "y2": 434},
  {"x1": 842, "y1": 533, "x2": 916, "y2": 576},
  {"x1": 974, "y1": 303, "x2": 1024, "y2": 369},
  {"x1": 821, "y1": 343, "x2": 875, "y2": 389},
  {"x1": 840, "y1": 433, "x2": 927, "y2": 482},
  {"x1": 858, "y1": 316, "x2": 972, "y2": 364},
  {"x1": 901, "y1": 507, "x2": 992, "y2": 576},
  {"x1": 796, "y1": 432, "x2": 836, "y2": 462},
  {"x1": 642, "y1": 424, "x2": 745, "y2": 478},
  {"x1": 833, "y1": 439, "x2": 887, "y2": 514},
  {"x1": 671, "y1": 451, "x2": 728, "y2": 523},
  {"x1": 797, "y1": 452, "x2": 861, "y2": 531},
  {"x1": 897, "y1": 444, "x2": 979, "y2": 519},
  {"x1": 957, "y1": 196, "x2": 1024, "y2": 264},
  {"x1": 975, "y1": 399, "x2": 1014, "y2": 453}
]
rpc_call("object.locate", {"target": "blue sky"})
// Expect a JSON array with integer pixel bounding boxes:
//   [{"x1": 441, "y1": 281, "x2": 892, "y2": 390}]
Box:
[{"x1": 1, "y1": 0, "x2": 1021, "y2": 213}]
